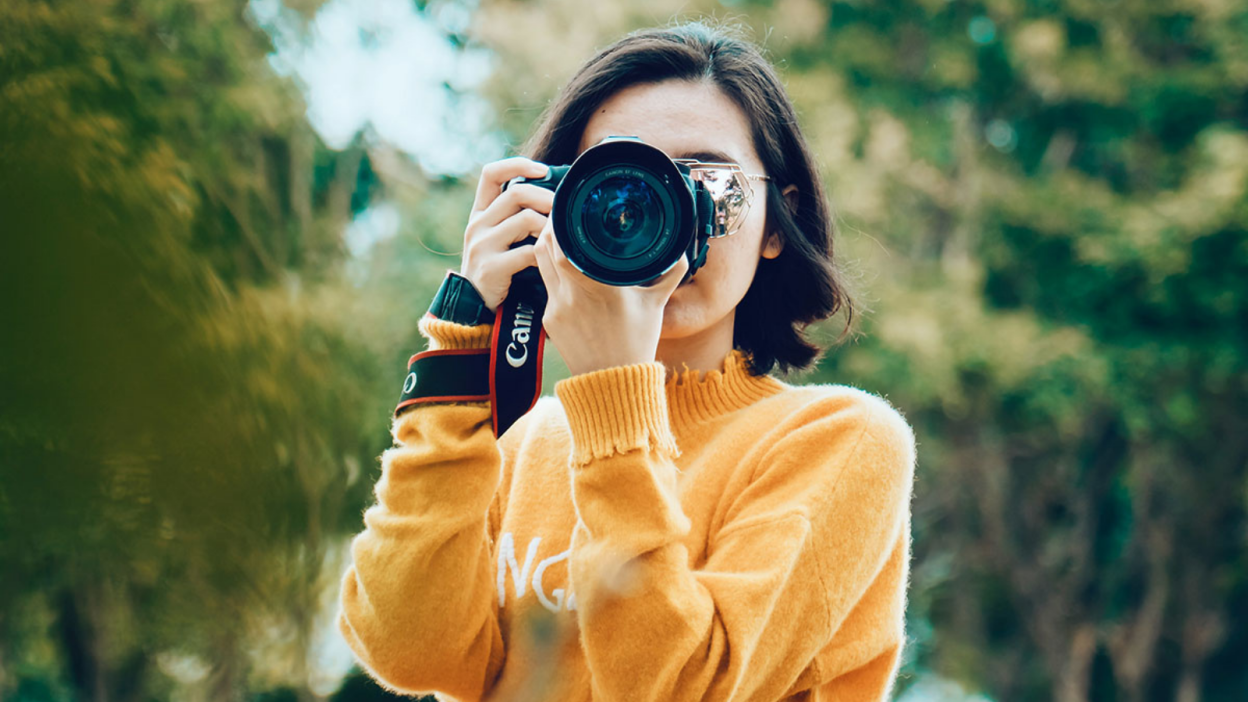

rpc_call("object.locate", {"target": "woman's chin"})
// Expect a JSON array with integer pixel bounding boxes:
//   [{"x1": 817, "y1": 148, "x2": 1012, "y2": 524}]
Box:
[{"x1": 661, "y1": 296, "x2": 701, "y2": 331}]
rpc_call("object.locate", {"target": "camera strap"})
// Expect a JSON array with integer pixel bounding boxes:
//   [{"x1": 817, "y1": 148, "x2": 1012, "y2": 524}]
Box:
[
  {"x1": 393, "y1": 267, "x2": 548, "y2": 439},
  {"x1": 488, "y1": 267, "x2": 548, "y2": 438},
  {"x1": 394, "y1": 347, "x2": 492, "y2": 414}
]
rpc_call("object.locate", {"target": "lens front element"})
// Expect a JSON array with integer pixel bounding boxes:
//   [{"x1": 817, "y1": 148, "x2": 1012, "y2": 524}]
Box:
[{"x1": 584, "y1": 176, "x2": 663, "y2": 259}]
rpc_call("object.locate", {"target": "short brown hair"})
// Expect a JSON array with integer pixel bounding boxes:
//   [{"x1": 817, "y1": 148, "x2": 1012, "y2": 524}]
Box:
[{"x1": 521, "y1": 20, "x2": 857, "y2": 377}]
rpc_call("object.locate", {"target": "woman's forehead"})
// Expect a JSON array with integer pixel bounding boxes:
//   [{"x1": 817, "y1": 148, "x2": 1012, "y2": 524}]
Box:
[{"x1": 575, "y1": 80, "x2": 760, "y2": 169}]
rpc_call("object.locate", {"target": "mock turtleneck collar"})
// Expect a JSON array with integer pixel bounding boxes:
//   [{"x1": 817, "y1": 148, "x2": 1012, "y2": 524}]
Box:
[{"x1": 664, "y1": 347, "x2": 787, "y2": 431}]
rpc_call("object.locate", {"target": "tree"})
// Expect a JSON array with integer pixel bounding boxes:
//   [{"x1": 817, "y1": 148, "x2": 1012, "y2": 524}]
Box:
[{"x1": 0, "y1": 1, "x2": 390, "y2": 698}]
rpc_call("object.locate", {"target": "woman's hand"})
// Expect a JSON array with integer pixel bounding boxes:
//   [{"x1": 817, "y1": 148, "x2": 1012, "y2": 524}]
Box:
[
  {"x1": 459, "y1": 157, "x2": 553, "y2": 313},
  {"x1": 532, "y1": 218, "x2": 689, "y2": 377}
]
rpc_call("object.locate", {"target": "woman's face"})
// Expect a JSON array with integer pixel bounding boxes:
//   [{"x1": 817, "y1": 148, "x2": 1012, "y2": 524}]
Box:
[{"x1": 576, "y1": 79, "x2": 783, "y2": 342}]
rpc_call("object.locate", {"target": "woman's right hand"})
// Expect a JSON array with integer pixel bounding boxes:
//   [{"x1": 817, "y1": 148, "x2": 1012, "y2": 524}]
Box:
[{"x1": 460, "y1": 157, "x2": 554, "y2": 314}]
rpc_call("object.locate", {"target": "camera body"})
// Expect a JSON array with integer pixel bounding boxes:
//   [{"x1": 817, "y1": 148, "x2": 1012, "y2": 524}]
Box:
[{"x1": 504, "y1": 136, "x2": 715, "y2": 287}]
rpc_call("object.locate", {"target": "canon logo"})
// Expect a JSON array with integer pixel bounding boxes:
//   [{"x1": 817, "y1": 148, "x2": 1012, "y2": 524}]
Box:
[{"x1": 505, "y1": 302, "x2": 536, "y2": 368}]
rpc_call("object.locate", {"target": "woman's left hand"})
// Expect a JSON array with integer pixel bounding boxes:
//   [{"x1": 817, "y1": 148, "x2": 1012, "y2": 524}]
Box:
[{"x1": 532, "y1": 218, "x2": 689, "y2": 377}]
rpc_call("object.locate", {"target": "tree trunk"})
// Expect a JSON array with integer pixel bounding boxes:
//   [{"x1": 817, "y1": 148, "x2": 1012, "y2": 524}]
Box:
[{"x1": 1055, "y1": 625, "x2": 1097, "y2": 702}]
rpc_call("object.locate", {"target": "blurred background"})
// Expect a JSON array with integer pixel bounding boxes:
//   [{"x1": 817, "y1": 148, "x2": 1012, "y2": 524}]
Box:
[{"x1": 1, "y1": 0, "x2": 1245, "y2": 700}]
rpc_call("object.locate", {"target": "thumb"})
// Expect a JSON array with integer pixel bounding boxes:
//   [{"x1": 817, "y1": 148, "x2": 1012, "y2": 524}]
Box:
[{"x1": 654, "y1": 252, "x2": 691, "y2": 295}]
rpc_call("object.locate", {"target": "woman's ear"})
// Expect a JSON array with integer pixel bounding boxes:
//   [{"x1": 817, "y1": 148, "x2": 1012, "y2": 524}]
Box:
[
  {"x1": 781, "y1": 184, "x2": 799, "y2": 213},
  {"x1": 762, "y1": 231, "x2": 784, "y2": 259},
  {"x1": 762, "y1": 185, "x2": 799, "y2": 260}
]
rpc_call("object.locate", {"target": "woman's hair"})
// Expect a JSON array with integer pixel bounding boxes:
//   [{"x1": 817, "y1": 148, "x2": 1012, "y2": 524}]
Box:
[{"x1": 520, "y1": 20, "x2": 858, "y2": 378}]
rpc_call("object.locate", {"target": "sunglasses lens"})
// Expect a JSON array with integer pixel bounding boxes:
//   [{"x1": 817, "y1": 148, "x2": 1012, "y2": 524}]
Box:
[{"x1": 692, "y1": 168, "x2": 752, "y2": 237}]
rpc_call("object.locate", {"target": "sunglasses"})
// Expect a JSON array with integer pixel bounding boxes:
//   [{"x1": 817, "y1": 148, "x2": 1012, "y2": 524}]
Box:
[{"x1": 673, "y1": 159, "x2": 773, "y2": 239}]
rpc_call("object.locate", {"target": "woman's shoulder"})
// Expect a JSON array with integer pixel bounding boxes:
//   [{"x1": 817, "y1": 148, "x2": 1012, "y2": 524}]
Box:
[
  {"x1": 758, "y1": 380, "x2": 915, "y2": 455},
  {"x1": 753, "y1": 382, "x2": 917, "y2": 517}
]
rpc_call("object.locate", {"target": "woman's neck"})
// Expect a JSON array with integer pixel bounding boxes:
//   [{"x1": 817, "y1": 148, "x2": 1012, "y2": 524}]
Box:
[{"x1": 655, "y1": 311, "x2": 736, "y2": 380}]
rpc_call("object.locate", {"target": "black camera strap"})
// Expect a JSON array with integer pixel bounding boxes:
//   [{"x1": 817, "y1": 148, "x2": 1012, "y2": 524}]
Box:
[
  {"x1": 394, "y1": 348, "x2": 492, "y2": 414},
  {"x1": 488, "y1": 267, "x2": 548, "y2": 438},
  {"x1": 394, "y1": 266, "x2": 548, "y2": 439}
]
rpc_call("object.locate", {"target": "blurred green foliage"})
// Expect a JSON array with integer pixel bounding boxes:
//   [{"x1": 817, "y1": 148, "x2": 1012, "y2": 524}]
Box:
[
  {"x1": 1, "y1": 0, "x2": 1246, "y2": 701},
  {"x1": 0, "y1": 0, "x2": 403, "y2": 697}
]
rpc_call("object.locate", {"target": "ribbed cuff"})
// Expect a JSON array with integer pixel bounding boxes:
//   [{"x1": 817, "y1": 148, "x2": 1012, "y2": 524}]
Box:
[
  {"x1": 555, "y1": 362, "x2": 681, "y2": 468},
  {"x1": 419, "y1": 313, "x2": 493, "y2": 351}
]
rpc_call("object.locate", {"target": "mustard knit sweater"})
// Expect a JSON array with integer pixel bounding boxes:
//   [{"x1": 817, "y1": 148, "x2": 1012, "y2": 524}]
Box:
[{"x1": 338, "y1": 314, "x2": 917, "y2": 702}]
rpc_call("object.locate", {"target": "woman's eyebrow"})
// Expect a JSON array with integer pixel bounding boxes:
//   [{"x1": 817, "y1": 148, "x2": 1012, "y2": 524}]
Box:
[{"x1": 673, "y1": 149, "x2": 739, "y2": 164}]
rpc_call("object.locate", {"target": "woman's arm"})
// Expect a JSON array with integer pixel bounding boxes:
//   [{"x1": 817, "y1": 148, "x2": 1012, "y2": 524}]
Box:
[
  {"x1": 339, "y1": 148, "x2": 550, "y2": 696},
  {"x1": 555, "y1": 364, "x2": 917, "y2": 701},
  {"x1": 337, "y1": 285, "x2": 511, "y2": 700}
]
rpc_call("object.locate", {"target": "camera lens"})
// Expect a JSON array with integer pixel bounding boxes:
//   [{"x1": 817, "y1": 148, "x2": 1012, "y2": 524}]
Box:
[
  {"x1": 583, "y1": 175, "x2": 663, "y2": 259},
  {"x1": 552, "y1": 138, "x2": 695, "y2": 286}
]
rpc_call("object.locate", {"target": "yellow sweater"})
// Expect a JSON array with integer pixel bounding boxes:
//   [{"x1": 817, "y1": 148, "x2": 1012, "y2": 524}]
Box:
[{"x1": 338, "y1": 314, "x2": 917, "y2": 702}]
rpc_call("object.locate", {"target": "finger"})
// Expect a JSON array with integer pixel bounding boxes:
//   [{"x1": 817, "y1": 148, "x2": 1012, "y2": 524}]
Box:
[
  {"x1": 482, "y1": 207, "x2": 547, "y2": 251},
  {"x1": 471, "y1": 158, "x2": 549, "y2": 215},
  {"x1": 546, "y1": 226, "x2": 576, "y2": 277},
  {"x1": 652, "y1": 252, "x2": 691, "y2": 294},
  {"x1": 534, "y1": 223, "x2": 562, "y2": 294},
  {"x1": 492, "y1": 240, "x2": 540, "y2": 279},
  {"x1": 472, "y1": 183, "x2": 555, "y2": 231}
]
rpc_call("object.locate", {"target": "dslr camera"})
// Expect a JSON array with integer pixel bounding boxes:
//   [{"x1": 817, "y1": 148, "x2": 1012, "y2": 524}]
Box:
[{"x1": 503, "y1": 135, "x2": 768, "y2": 287}]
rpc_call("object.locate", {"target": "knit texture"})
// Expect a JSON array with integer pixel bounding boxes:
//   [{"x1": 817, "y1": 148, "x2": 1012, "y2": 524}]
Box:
[
  {"x1": 555, "y1": 361, "x2": 681, "y2": 467},
  {"x1": 420, "y1": 311, "x2": 494, "y2": 350},
  {"x1": 339, "y1": 317, "x2": 917, "y2": 702}
]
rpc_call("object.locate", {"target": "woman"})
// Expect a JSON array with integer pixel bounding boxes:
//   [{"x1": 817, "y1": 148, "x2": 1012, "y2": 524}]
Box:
[{"x1": 338, "y1": 21, "x2": 917, "y2": 702}]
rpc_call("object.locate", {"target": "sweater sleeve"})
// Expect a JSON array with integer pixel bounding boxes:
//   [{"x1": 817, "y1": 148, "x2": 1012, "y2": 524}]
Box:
[
  {"x1": 337, "y1": 313, "x2": 507, "y2": 701},
  {"x1": 554, "y1": 364, "x2": 916, "y2": 702}
]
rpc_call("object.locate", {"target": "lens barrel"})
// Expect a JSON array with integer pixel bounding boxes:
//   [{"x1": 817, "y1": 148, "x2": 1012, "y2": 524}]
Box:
[{"x1": 506, "y1": 137, "x2": 708, "y2": 287}]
